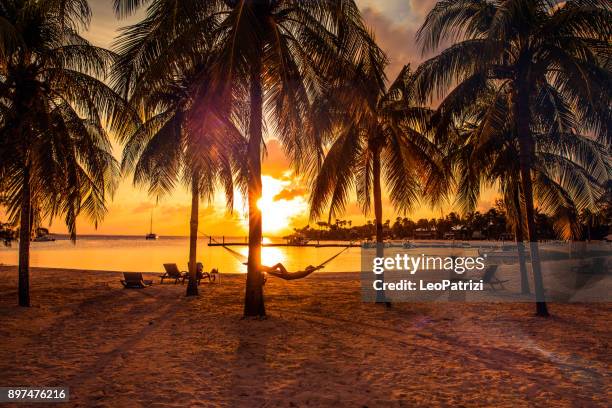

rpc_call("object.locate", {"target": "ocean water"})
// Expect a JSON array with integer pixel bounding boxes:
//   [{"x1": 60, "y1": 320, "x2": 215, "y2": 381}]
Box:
[
  {"x1": 0, "y1": 235, "x2": 487, "y2": 274},
  {"x1": 0, "y1": 236, "x2": 366, "y2": 274}
]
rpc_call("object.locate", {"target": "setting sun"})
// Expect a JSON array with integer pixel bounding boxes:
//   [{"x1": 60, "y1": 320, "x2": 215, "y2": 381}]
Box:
[{"x1": 252, "y1": 175, "x2": 308, "y2": 235}]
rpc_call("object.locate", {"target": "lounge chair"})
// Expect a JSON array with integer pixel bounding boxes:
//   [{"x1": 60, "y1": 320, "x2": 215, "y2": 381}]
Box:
[
  {"x1": 121, "y1": 272, "x2": 153, "y2": 289},
  {"x1": 480, "y1": 265, "x2": 508, "y2": 290},
  {"x1": 186, "y1": 262, "x2": 219, "y2": 284},
  {"x1": 160, "y1": 263, "x2": 187, "y2": 284}
]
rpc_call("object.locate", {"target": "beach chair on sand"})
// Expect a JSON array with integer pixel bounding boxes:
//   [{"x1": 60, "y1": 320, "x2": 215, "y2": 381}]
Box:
[
  {"x1": 160, "y1": 263, "x2": 187, "y2": 284},
  {"x1": 186, "y1": 262, "x2": 219, "y2": 284},
  {"x1": 480, "y1": 265, "x2": 508, "y2": 291},
  {"x1": 121, "y1": 272, "x2": 153, "y2": 289}
]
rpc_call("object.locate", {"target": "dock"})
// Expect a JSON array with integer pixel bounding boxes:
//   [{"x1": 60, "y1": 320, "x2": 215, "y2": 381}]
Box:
[
  {"x1": 206, "y1": 236, "x2": 359, "y2": 248},
  {"x1": 208, "y1": 243, "x2": 360, "y2": 247}
]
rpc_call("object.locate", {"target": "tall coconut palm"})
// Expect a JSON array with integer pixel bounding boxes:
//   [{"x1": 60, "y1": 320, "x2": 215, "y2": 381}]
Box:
[
  {"x1": 114, "y1": 0, "x2": 378, "y2": 316},
  {"x1": 448, "y1": 86, "x2": 610, "y2": 294},
  {"x1": 309, "y1": 64, "x2": 448, "y2": 302},
  {"x1": 416, "y1": 0, "x2": 611, "y2": 316},
  {"x1": 0, "y1": 0, "x2": 129, "y2": 306}
]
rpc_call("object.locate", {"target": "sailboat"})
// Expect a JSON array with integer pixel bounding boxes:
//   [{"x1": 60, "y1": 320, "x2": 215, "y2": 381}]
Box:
[{"x1": 145, "y1": 211, "x2": 158, "y2": 240}]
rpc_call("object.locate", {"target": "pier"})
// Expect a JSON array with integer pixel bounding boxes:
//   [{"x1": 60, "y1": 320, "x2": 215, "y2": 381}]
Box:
[{"x1": 207, "y1": 236, "x2": 359, "y2": 248}]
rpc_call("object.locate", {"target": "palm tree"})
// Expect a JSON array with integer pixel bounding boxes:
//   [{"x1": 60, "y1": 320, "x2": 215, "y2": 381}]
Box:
[
  {"x1": 416, "y1": 0, "x2": 611, "y2": 316},
  {"x1": 116, "y1": 64, "x2": 242, "y2": 297},
  {"x1": 449, "y1": 86, "x2": 609, "y2": 293},
  {"x1": 112, "y1": 0, "x2": 375, "y2": 316},
  {"x1": 0, "y1": 0, "x2": 129, "y2": 306},
  {"x1": 309, "y1": 63, "x2": 447, "y2": 301}
]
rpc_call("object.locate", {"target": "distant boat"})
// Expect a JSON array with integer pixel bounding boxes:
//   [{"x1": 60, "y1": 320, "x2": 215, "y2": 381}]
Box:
[
  {"x1": 33, "y1": 227, "x2": 55, "y2": 242},
  {"x1": 287, "y1": 235, "x2": 309, "y2": 246},
  {"x1": 145, "y1": 211, "x2": 158, "y2": 240}
]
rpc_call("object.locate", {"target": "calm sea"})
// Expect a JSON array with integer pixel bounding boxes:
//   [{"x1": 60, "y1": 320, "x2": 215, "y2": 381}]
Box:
[{"x1": 0, "y1": 235, "x2": 485, "y2": 274}]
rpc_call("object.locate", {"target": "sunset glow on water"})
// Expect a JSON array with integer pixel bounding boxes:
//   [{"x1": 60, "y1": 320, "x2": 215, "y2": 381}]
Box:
[
  {"x1": 0, "y1": 236, "x2": 365, "y2": 274},
  {"x1": 0, "y1": 236, "x2": 495, "y2": 274}
]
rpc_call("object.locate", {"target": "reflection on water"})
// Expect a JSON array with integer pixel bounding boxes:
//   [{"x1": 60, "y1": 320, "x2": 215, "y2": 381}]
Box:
[
  {"x1": 3, "y1": 236, "x2": 603, "y2": 275},
  {"x1": 0, "y1": 236, "x2": 360, "y2": 274}
]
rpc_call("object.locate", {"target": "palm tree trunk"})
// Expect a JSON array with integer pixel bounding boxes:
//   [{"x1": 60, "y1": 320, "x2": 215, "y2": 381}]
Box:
[
  {"x1": 512, "y1": 186, "x2": 530, "y2": 294},
  {"x1": 186, "y1": 171, "x2": 200, "y2": 297},
  {"x1": 513, "y1": 84, "x2": 549, "y2": 317},
  {"x1": 372, "y1": 147, "x2": 388, "y2": 305},
  {"x1": 587, "y1": 220, "x2": 591, "y2": 242},
  {"x1": 244, "y1": 57, "x2": 265, "y2": 317},
  {"x1": 18, "y1": 166, "x2": 31, "y2": 307},
  {"x1": 373, "y1": 148, "x2": 384, "y2": 248}
]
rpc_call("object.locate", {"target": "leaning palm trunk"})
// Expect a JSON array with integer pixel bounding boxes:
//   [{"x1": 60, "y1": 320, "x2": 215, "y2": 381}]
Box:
[
  {"x1": 18, "y1": 166, "x2": 31, "y2": 307},
  {"x1": 513, "y1": 85, "x2": 549, "y2": 317},
  {"x1": 186, "y1": 172, "x2": 200, "y2": 297},
  {"x1": 244, "y1": 59, "x2": 265, "y2": 317},
  {"x1": 512, "y1": 187, "x2": 530, "y2": 295}
]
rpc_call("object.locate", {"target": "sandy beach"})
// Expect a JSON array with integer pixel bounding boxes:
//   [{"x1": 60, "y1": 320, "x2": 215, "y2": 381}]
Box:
[{"x1": 0, "y1": 266, "x2": 609, "y2": 407}]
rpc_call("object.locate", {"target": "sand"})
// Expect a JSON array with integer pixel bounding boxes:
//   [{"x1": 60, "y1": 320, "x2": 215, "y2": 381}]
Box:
[{"x1": 0, "y1": 266, "x2": 610, "y2": 407}]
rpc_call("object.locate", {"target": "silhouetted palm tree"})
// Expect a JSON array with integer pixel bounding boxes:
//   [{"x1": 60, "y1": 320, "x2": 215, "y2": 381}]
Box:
[
  {"x1": 309, "y1": 64, "x2": 447, "y2": 256},
  {"x1": 0, "y1": 0, "x2": 129, "y2": 306},
  {"x1": 449, "y1": 86, "x2": 609, "y2": 293},
  {"x1": 416, "y1": 0, "x2": 611, "y2": 316},
  {"x1": 115, "y1": 63, "x2": 243, "y2": 297},
  {"x1": 113, "y1": 0, "x2": 375, "y2": 316}
]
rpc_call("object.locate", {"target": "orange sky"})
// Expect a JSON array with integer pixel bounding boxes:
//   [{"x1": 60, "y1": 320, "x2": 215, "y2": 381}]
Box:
[{"x1": 24, "y1": 1, "x2": 497, "y2": 237}]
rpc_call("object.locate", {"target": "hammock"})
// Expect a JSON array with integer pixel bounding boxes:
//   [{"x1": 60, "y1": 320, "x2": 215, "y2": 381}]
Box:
[
  {"x1": 266, "y1": 245, "x2": 351, "y2": 280},
  {"x1": 198, "y1": 230, "x2": 351, "y2": 280}
]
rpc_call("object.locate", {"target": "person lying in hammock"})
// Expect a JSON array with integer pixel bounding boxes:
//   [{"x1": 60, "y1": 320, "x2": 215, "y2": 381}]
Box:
[{"x1": 260, "y1": 263, "x2": 324, "y2": 280}]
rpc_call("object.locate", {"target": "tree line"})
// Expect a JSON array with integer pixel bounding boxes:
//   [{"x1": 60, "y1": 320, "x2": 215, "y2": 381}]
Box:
[{"x1": 296, "y1": 196, "x2": 611, "y2": 242}]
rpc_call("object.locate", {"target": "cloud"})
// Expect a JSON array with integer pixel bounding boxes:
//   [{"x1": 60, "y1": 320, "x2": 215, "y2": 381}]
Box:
[
  {"x1": 357, "y1": 0, "x2": 412, "y2": 23},
  {"x1": 160, "y1": 204, "x2": 190, "y2": 218},
  {"x1": 361, "y1": 9, "x2": 419, "y2": 79},
  {"x1": 132, "y1": 202, "x2": 156, "y2": 214},
  {"x1": 84, "y1": 2, "x2": 143, "y2": 48},
  {"x1": 360, "y1": 1, "x2": 439, "y2": 79},
  {"x1": 273, "y1": 187, "x2": 307, "y2": 202}
]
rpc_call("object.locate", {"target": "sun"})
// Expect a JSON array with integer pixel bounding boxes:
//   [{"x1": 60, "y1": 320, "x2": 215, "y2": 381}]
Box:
[
  {"x1": 255, "y1": 175, "x2": 307, "y2": 235},
  {"x1": 225, "y1": 174, "x2": 308, "y2": 235}
]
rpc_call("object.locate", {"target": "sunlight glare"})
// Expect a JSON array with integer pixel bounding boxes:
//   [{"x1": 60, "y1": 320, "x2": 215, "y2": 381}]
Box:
[
  {"x1": 261, "y1": 246, "x2": 285, "y2": 267},
  {"x1": 254, "y1": 175, "x2": 308, "y2": 234}
]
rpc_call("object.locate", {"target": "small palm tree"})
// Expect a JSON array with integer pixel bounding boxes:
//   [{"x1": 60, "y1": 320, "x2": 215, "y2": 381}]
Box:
[
  {"x1": 114, "y1": 52, "x2": 244, "y2": 296},
  {"x1": 0, "y1": 0, "x2": 129, "y2": 306},
  {"x1": 416, "y1": 0, "x2": 611, "y2": 316}
]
